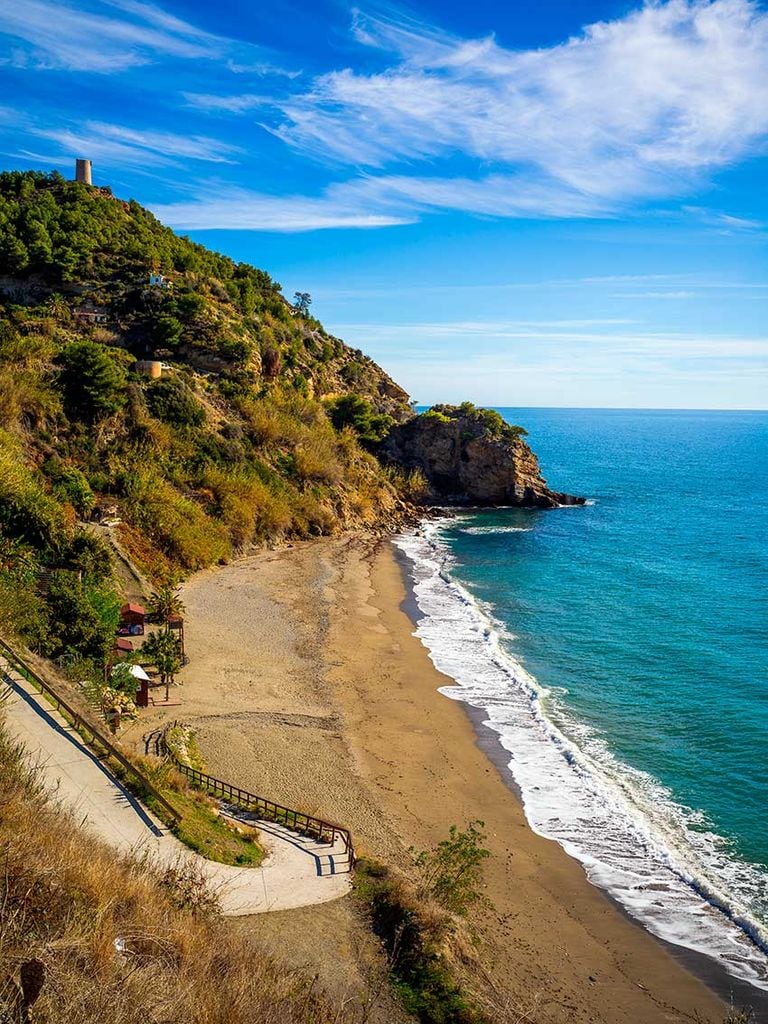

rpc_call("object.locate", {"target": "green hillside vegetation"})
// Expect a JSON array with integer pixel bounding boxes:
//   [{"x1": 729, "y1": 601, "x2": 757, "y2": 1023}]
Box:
[{"x1": 0, "y1": 169, "x2": 422, "y2": 668}]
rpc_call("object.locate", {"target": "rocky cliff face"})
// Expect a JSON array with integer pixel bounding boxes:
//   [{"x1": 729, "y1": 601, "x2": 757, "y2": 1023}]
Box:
[{"x1": 381, "y1": 405, "x2": 584, "y2": 508}]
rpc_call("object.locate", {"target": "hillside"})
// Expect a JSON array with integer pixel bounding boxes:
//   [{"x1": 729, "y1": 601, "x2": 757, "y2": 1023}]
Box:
[
  {"x1": 0, "y1": 170, "x2": 424, "y2": 653},
  {"x1": 0, "y1": 169, "x2": 576, "y2": 671}
]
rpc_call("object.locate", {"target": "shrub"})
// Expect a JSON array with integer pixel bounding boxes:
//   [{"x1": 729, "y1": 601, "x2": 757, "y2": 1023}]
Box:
[
  {"x1": 420, "y1": 408, "x2": 451, "y2": 425},
  {"x1": 326, "y1": 394, "x2": 393, "y2": 444},
  {"x1": 44, "y1": 570, "x2": 115, "y2": 663},
  {"x1": 109, "y1": 660, "x2": 138, "y2": 696},
  {"x1": 0, "y1": 366, "x2": 60, "y2": 432},
  {"x1": 146, "y1": 377, "x2": 205, "y2": 427},
  {"x1": 261, "y1": 345, "x2": 281, "y2": 379},
  {"x1": 0, "y1": 569, "x2": 47, "y2": 647},
  {"x1": 240, "y1": 399, "x2": 288, "y2": 447},
  {"x1": 354, "y1": 858, "x2": 487, "y2": 1024},
  {"x1": 424, "y1": 404, "x2": 527, "y2": 441},
  {"x1": 58, "y1": 341, "x2": 127, "y2": 421},
  {"x1": 382, "y1": 465, "x2": 430, "y2": 502},
  {"x1": 199, "y1": 467, "x2": 266, "y2": 548},
  {"x1": 217, "y1": 335, "x2": 253, "y2": 364},
  {"x1": 60, "y1": 531, "x2": 113, "y2": 581},
  {"x1": 152, "y1": 314, "x2": 183, "y2": 347},
  {"x1": 412, "y1": 821, "x2": 490, "y2": 918},
  {"x1": 45, "y1": 461, "x2": 95, "y2": 518},
  {"x1": 340, "y1": 360, "x2": 365, "y2": 384},
  {"x1": 0, "y1": 430, "x2": 72, "y2": 552},
  {"x1": 120, "y1": 470, "x2": 231, "y2": 569},
  {"x1": 293, "y1": 438, "x2": 342, "y2": 484}
]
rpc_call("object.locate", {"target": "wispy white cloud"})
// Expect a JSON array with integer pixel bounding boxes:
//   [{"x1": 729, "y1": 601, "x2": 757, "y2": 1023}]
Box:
[
  {"x1": 263, "y1": 0, "x2": 768, "y2": 218},
  {"x1": 332, "y1": 173, "x2": 615, "y2": 218},
  {"x1": 34, "y1": 120, "x2": 240, "y2": 167},
  {"x1": 333, "y1": 319, "x2": 768, "y2": 359},
  {"x1": 158, "y1": 1, "x2": 768, "y2": 231},
  {"x1": 84, "y1": 122, "x2": 241, "y2": 162},
  {"x1": 0, "y1": 0, "x2": 225, "y2": 71},
  {"x1": 225, "y1": 59, "x2": 300, "y2": 78},
  {"x1": 15, "y1": 0, "x2": 767, "y2": 234},
  {"x1": 152, "y1": 170, "x2": 613, "y2": 230},
  {"x1": 682, "y1": 204, "x2": 766, "y2": 231},
  {"x1": 102, "y1": 0, "x2": 210, "y2": 39},
  {"x1": 152, "y1": 184, "x2": 414, "y2": 231},
  {"x1": 183, "y1": 93, "x2": 268, "y2": 114},
  {"x1": 579, "y1": 273, "x2": 693, "y2": 284},
  {"x1": 611, "y1": 290, "x2": 699, "y2": 299}
]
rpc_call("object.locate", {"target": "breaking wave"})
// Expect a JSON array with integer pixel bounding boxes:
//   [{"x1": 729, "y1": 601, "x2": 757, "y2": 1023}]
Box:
[{"x1": 394, "y1": 521, "x2": 768, "y2": 993}]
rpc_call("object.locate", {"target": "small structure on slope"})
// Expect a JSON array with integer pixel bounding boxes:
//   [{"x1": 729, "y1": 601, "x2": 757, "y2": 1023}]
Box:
[
  {"x1": 113, "y1": 637, "x2": 134, "y2": 659},
  {"x1": 75, "y1": 159, "x2": 92, "y2": 185},
  {"x1": 135, "y1": 359, "x2": 162, "y2": 379},
  {"x1": 119, "y1": 602, "x2": 146, "y2": 635}
]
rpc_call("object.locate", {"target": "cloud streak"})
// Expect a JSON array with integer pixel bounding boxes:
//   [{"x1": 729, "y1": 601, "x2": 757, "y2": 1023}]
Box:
[
  {"x1": 152, "y1": 184, "x2": 413, "y2": 231},
  {"x1": 183, "y1": 93, "x2": 268, "y2": 114},
  {"x1": 333, "y1": 320, "x2": 768, "y2": 368},
  {"x1": 0, "y1": 0, "x2": 225, "y2": 71},
  {"x1": 261, "y1": 0, "x2": 768, "y2": 218},
  {"x1": 34, "y1": 120, "x2": 240, "y2": 168},
  {"x1": 157, "y1": 1, "x2": 768, "y2": 230}
]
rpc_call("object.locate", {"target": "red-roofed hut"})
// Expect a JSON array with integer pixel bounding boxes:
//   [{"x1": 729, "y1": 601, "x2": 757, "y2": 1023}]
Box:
[{"x1": 119, "y1": 602, "x2": 146, "y2": 635}]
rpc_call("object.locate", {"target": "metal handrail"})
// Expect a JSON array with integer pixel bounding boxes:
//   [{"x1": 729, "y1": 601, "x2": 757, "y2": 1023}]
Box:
[
  {"x1": 0, "y1": 635, "x2": 181, "y2": 825},
  {"x1": 157, "y1": 724, "x2": 355, "y2": 866}
]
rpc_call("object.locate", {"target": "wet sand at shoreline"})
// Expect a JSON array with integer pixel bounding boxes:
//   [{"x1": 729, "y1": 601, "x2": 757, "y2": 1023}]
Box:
[{"x1": 132, "y1": 535, "x2": 731, "y2": 1023}]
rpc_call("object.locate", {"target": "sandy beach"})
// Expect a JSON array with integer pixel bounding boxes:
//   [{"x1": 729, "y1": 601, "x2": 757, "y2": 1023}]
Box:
[{"x1": 130, "y1": 535, "x2": 732, "y2": 1023}]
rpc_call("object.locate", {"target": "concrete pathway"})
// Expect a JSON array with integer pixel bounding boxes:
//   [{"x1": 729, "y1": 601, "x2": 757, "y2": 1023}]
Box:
[{"x1": 0, "y1": 657, "x2": 351, "y2": 915}]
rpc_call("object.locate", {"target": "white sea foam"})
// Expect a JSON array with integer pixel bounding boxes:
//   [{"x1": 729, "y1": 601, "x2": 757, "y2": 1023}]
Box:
[
  {"x1": 394, "y1": 521, "x2": 768, "y2": 992},
  {"x1": 458, "y1": 525, "x2": 532, "y2": 535}
]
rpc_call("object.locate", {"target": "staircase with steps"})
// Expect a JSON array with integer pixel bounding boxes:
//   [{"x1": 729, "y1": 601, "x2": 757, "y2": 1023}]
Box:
[
  {"x1": 221, "y1": 807, "x2": 353, "y2": 876},
  {"x1": 145, "y1": 721, "x2": 355, "y2": 874}
]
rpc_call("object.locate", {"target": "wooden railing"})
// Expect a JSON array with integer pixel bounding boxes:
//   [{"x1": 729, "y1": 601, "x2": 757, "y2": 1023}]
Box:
[
  {"x1": 155, "y1": 724, "x2": 355, "y2": 867},
  {"x1": 0, "y1": 636, "x2": 181, "y2": 825}
]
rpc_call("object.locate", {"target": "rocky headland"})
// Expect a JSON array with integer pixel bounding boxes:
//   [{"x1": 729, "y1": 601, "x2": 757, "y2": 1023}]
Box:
[{"x1": 382, "y1": 403, "x2": 585, "y2": 508}]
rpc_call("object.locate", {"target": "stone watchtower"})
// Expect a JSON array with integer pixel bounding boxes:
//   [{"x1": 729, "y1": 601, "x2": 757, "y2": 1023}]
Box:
[{"x1": 75, "y1": 159, "x2": 92, "y2": 185}]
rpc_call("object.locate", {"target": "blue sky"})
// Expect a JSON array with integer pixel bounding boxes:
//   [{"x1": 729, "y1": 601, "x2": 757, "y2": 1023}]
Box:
[{"x1": 2, "y1": 0, "x2": 767, "y2": 409}]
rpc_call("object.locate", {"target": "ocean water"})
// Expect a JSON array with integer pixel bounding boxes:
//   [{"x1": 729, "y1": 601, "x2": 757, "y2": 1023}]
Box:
[{"x1": 395, "y1": 408, "x2": 768, "y2": 993}]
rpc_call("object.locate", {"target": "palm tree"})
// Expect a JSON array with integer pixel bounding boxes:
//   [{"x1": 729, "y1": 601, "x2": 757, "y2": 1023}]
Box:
[
  {"x1": 147, "y1": 583, "x2": 185, "y2": 628},
  {"x1": 141, "y1": 630, "x2": 182, "y2": 701}
]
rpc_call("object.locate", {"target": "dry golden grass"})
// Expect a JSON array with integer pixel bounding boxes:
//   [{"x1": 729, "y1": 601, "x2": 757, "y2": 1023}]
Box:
[
  {"x1": 293, "y1": 438, "x2": 343, "y2": 485},
  {"x1": 0, "y1": 717, "x2": 356, "y2": 1024}
]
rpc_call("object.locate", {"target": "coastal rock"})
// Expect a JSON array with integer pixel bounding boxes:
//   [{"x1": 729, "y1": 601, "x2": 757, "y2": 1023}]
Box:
[{"x1": 382, "y1": 404, "x2": 584, "y2": 508}]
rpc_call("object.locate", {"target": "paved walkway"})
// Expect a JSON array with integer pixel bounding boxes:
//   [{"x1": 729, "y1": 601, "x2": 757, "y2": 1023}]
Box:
[{"x1": 0, "y1": 658, "x2": 351, "y2": 915}]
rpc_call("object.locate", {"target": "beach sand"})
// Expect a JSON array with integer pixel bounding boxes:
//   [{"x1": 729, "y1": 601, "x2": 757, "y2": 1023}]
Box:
[{"x1": 130, "y1": 535, "x2": 731, "y2": 1023}]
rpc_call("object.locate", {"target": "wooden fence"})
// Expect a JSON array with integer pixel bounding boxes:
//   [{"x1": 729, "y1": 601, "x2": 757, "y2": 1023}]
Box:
[
  {"x1": 0, "y1": 635, "x2": 181, "y2": 825},
  {"x1": 155, "y1": 724, "x2": 355, "y2": 867}
]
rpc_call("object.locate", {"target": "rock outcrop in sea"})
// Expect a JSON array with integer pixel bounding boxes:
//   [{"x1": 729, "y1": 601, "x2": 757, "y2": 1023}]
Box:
[{"x1": 382, "y1": 404, "x2": 584, "y2": 508}]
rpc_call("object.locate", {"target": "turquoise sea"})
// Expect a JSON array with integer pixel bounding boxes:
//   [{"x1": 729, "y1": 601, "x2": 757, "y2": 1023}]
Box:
[{"x1": 396, "y1": 408, "x2": 768, "y2": 994}]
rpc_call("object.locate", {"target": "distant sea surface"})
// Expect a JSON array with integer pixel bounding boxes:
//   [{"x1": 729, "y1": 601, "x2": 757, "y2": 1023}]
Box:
[{"x1": 395, "y1": 408, "x2": 768, "y2": 992}]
